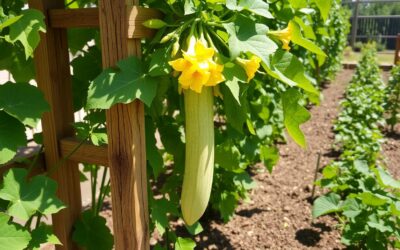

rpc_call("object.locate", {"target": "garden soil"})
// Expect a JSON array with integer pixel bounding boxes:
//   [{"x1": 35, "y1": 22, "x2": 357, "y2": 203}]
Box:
[{"x1": 99, "y1": 69, "x2": 400, "y2": 250}]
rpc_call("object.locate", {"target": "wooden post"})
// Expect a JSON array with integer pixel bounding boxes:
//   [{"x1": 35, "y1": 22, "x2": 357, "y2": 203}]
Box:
[
  {"x1": 98, "y1": 0, "x2": 149, "y2": 249},
  {"x1": 351, "y1": 0, "x2": 360, "y2": 48},
  {"x1": 28, "y1": 0, "x2": 82, "y2": 249},
  {"x1": 395, "y1": 33, "x2": 400, "y2": 65}
]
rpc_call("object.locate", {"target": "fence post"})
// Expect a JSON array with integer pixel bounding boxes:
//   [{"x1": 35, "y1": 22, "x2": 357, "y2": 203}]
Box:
[
  {"x1": 351, "y1": 0, "x2": 360, "y2": 48},
  {"x1": 27, "y1": 0, "x2": 82, "y2": 249},
  {"x1": 98, "y1": 0, "x2": 149, "y2": 249},
  {"x1": 395, "y1": 33, "x2": 400, "y2": 64}
]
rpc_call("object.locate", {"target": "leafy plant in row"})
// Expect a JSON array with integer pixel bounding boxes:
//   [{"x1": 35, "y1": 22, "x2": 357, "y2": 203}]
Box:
[
  {"x1": 384, "y1": 64, "x2": 400, "y2": 132},
  {"x1": 313, "y1": 46, "x2": 400, "y2": 249}
]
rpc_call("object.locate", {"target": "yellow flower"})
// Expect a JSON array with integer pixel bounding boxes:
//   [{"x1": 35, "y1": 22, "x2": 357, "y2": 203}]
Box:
[
  {"x1": 269, "y1": 22, "x2": 293, "y2": 51},
  {"x1": 237, "y1": 56, "x2": 261, "y2": 82},
  {"x1": 169, "y1": 40, "x2": 225, "y2": 93}
]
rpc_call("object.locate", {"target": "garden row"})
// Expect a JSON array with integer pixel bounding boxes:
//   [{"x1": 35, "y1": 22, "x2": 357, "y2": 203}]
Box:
[
  {"x1": 313, "y1": 46, "x2": 400, "y2": 250},
  {"x1": 0, "y1": 1, "x2": 350, "y2": 249}
]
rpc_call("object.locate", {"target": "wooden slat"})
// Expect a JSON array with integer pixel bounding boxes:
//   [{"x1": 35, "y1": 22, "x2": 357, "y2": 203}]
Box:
[
  {"x1": 126, "y1": 7, "x2": 162, "y2": 39},
  {"x1": 49, "y1": 8, "x2": 99, "y2": 28},
  {"x1": 99, "y1": 0, "x2": 149, "y2": 249},
  {"x1": 0, "y1": 146, "x2": 46, "y2": 177},
  {"x1": 59, "y1": 138, "x2": 108, "y2": 166},
  {"x1": 49, "y1": 6, "x2": 161, "y2": 39},
  {"x1": 28, "y1": 1, "x2": 82, "y2": 249}
]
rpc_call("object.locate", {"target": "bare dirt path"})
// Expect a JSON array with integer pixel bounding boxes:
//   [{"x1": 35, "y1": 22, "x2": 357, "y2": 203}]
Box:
[{"x1": 195, "y1": 70, "x2": 354, "y2": 250}]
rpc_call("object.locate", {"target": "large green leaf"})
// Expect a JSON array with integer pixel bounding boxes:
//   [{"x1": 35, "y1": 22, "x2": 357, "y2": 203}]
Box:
[
  {"x1": 226, "y1": 0, "x2": 273, "y2": 19},
  {"x1": 313, "y1": 0, "x2": 333, "y2": 21},
  {"x1": 282, "y1": 89, "x2": 310, "y2": 148},
  {"x1": 289, "y1": 21, "x2": 326, "y2": 56},
  {"x1": 0, "y1": 213, "x2": 31, "y2": 250},
  {"x1": 87, "y1": 56, "x2": 158, "y2": 109},
  {"x1": 358, "y1": 192, "x2": 388, "y2": 207},
  {"x1": 28, "y1": 224, "x2": 61, "y2": 250},
  {"x1": 0, "y1": 82, "x2": 49, "y2": 127},
  {"x1": 0, "y1": 168, "x2": 65, "y2": 220},
  {"x1": 0, "y1": 11, "x2": 22, "y2": 31},
  {"x1": 72, "y1": 210, "x2": 114, "y2": 250},
  {"x1": 374, "y1": 167, "x2": 400, "y2": 189},
  {"x1": 7, "y1": 9, "x2": 46, "y2": 59},
  {"x1": 312, "y1": 193, "x2": 341, "y2": 218},
  {"x1": 263, "y1": 50, "x2": 319, "y2": 95},
  {"x1": 223, "y1": 15, "x2": 277, "y2": 61},
  {"x1": 0, "y1": 111, "x2": 27, "y2": 165}
]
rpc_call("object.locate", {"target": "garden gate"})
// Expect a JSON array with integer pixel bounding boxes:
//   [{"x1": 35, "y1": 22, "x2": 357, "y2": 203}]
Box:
[{"x1": 8, "y1": 0, "x2": 160, "y2": 249}]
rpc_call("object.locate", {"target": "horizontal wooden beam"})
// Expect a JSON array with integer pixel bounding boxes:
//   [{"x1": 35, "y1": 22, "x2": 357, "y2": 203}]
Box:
[
  {"x1": 49, "y1": 8, "x2": 99, "y2": 28},
  {"x1": 59, "y1": 137, "x2": 108, "y2": 166},
  {"x1": 48, "y1": 6, "x2": 162, "y2": 39},
  {"x1": 0, "y1": 145, "x2": 46, "y2": 177}
]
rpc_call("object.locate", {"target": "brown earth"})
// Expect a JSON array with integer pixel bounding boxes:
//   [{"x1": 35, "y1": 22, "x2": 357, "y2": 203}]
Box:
[{"x1": 99, "y1": 69, "x2": 400, "y2": 250}]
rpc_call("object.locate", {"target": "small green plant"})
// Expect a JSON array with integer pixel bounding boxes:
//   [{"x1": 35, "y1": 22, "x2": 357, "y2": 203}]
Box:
[{"x1": 313, "y1": 46, "x2": 400, "y2": 249}]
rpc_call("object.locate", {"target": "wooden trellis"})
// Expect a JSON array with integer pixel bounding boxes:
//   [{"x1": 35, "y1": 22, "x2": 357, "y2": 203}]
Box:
[{"x1": 5, "y1": 0, "x2": 161, "y2": 249}]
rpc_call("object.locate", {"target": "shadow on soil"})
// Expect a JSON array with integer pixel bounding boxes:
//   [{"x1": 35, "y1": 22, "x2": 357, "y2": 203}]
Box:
[
  {"x1": 236, "y1": 208, "x2": 267, "y2": 218},
  {"x1": 295, "y1": 223, "x2": 332, "y2": 247}
]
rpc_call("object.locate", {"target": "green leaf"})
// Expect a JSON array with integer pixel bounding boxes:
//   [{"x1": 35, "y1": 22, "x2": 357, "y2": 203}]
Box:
[
  {"x1": 264, "y1": 50, "x2": 319, "y2": 95},
  {"x1": 28, "y1": 224, "x2": 61, "y2": 250},
  {"x1": 87, "y1": 56, "x2": 158, "y2": 109},
  {"x1": 314, "y1": 0, "x2": 333, "y2": 21},
  {"x1": 223, "y1": 15, "x2": 277, "y2": 61},
  {"x1": 149, "y1": 47, "x2": 172, "y2": 77},
  {"x1": 0, "y1": 111, "x2": 27, "y2": 164},
  {"x1": 0, "y1": 41, "x2": 36, "y2": 82},
  {"x1": 289, "y1": 21, "x2": 326, "y2": 56},
  {"x1": 0, "y1": 14, "x2": 22, "y2": 31},
  {"x1": 322, "y1": 165, "x2": 338, "y2": 179},
  {"x1": 312, "y1": 193, "x2": 341, "y2": 218},
  {"x1": 226, "y1": 0, "x2": 273, "y2": 19},
  {"x1": 215, "y1": 141, "x2": 242, "y2": 173},
  {"x1": 218, "y1": 192, "x2": 237, "y2": 222},
  {"x1": 145, "y1": 117, "x2": 163, "y2": 178},
  {"x1": 353, "y1": 160, "x2": 370, "y2": 175},
  {"x1": 175, "y1": 237, "x2": 196, "y2": 250},
  {"x1": 72, "y1": 211, "x2": 114, "y2": 250},
  {"x1": 0, "y1": 82, "x2": 49, "y2": 127},
  {"x1": 282, "y1": 89, "x2": 310, "y2": 148},
  {"x1": 375, "y1": 167, "x2": 400, "y2": 189},
  {"x1": 358, "y1": 192, "x2": 388, "y2": 207},
  {"x1": 223, "y1": 61, "x2": 247, "y2": 104},
  {"x1": 220, "y1": 84, "x2": 247, "y2": 132},
  {"x1": 151, "y1": 198, "x2": 178, "y2": 236},
  {"x1": 289, "y1": 0, "x2": 307, "y2": 9},
  {"x1": 185, "y1": 222, "x2": 203, "y2": 235},
  {"x1": 342, "y1": 198, "x2": 362, "y2": 219},
  {"x1": 0, "y1": 168, "x2": 65, "y2": 220},
  {"x1": 260, "y1": 145, "x2": 279, "y2": 173},
  {"x1": 0, "y1": 212, "x2": 31, "y2": 250},
  {"x1": 7, "y1": 9, "x2": 46, "y2": 59}
]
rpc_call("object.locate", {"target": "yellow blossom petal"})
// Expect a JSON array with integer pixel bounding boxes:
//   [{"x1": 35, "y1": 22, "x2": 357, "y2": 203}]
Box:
[
  {"x1": 269, "y1": 24, "x2": 293, "y2": 51},
  {"x1": 169, "y1": 58, "x2": 190, "y2": 71},
  {"x1": 237, "y1": 56, "x2": 261, "y2": 82},
  {"x1": 168, "y1": 39, "x2": 225, "y2": 93}
]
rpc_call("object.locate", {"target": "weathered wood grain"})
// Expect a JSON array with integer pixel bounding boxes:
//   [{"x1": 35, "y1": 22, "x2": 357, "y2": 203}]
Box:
[
  {"x1": 99, "y1": 0, "x2": 149, "y2": 249},
  {"x1": 60, "y1": 137, "x2": 108, "y2": 166},
  {"x1": 28, "y1": 1, "x2": 82, "y2": 249},
  {"x1": 49, "y1": 6, "x2": 161, "y2": 39}
]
